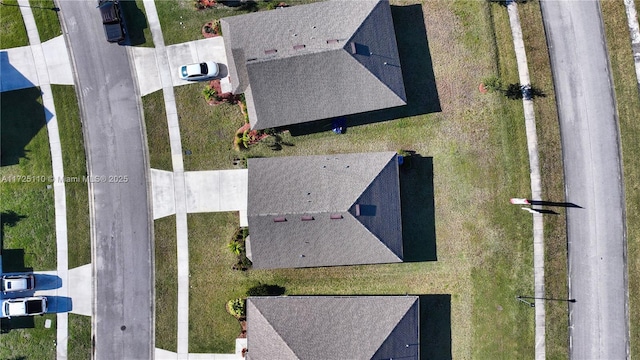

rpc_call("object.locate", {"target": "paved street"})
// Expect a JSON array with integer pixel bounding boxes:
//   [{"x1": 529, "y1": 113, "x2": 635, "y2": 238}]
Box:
[
  {"x1": 57, "y1": 2, "x2": 154, "y2": 359},
  {"x1": 540, "y1": 1, "x2": 628, "y2": 359}
]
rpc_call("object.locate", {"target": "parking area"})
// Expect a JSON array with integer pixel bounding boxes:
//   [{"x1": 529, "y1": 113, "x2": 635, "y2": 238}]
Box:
[{"x1": 131, "y1": 36, "x2": 231, "y2": 96}]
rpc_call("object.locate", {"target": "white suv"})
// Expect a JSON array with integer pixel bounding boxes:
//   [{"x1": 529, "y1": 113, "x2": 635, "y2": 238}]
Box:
[
  {"x1": 1, "y1": 297, "x2": 48, "y2": 318},
  {"x1": 1, "y1": 274, "x2": 35, "y2": 293}
]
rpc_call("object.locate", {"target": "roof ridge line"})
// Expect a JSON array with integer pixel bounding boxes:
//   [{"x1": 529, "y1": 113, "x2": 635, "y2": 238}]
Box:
[{"x1": 250, "y1": 301, "x2": 301, "y2": 359}]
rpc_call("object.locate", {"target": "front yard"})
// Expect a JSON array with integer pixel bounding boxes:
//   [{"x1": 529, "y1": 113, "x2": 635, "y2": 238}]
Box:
[{"x1": 146, "y1": 0, "x2": 570, "y2": 357}]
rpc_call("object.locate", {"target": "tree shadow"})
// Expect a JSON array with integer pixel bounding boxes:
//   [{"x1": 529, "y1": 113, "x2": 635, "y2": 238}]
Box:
[
  {"x1": 288, "y1": 4, "x2": 440, "y2": 136},
  {"x1": 1, "y1": 53, "x2": 51, "y2": 166},
  {"x1": 120, "y1": 0, "x2": 150, "y2": 46},
  {"x1": 400, "y1": 155, "x2": 437, "y2": 262},
  {"x1": 419, "y1": 294, "x2": 452, "y2": 360},
  {"x1": 1, "y1": 210, "x2": 31, "y2": 273},
  {"x1": 504, "y1": 83, "x2": 546, "y2": 100}
]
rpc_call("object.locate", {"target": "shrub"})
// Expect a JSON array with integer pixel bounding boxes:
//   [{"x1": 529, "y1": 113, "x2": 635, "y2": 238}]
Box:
[
  {"x1": 202, "y1": 85, "x2": 218, "y2": 102},
  {"x1": 227, "y1": 298, "x2": 246, "y2": 318},
  {"x1": 482, "y1": 75, "x2": 503, "y2": 92},
  {"x1": 246, "y1": 283, "x2": 286, "y2": 297}
]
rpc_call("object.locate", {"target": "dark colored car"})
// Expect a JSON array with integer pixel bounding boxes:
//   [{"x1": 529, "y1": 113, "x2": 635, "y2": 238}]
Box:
[{"x1": 98, "y1": 0, "x2": 125, "y2": 43}]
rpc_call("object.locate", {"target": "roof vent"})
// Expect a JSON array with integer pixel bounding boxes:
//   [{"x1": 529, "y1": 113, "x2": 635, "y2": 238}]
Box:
[
  {"x1": 293, "y1": 44, "x2": 306, "y2": 50},
  {"x1": 350, "y1": 42, "x2": 357, "y2": 54},
  {"x1": 330, "y1": 214, "x2": 343, "y2": 220},
  {"x1": 273, "y1": 216, "x2": 287, "y2": 222},
  {"x1": 264, "y1": 49, "x2": 277, "y2": 55},
  {"x1": 247, "y1": 57, "x2": 258, "y2": 62},
  {"x1": 326, "y1": 39, "x2": 339, "y2": 44},
  {"x1": 301, "y1": 216, "x2": 314, "y2": 221}
]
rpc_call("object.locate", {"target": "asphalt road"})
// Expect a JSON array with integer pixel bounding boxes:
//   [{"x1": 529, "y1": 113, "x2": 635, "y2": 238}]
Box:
[
  {"x1": 57, "y1": 2, "x2": 154, "y2": 359},
  {"x1": 540, "y1": 1, "x2": 628, "y2": 358}
]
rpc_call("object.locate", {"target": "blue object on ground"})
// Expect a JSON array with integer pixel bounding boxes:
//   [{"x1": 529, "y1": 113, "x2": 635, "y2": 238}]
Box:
[{"x1": 332, "y1": 117, "x2": 347, "y2": 134}]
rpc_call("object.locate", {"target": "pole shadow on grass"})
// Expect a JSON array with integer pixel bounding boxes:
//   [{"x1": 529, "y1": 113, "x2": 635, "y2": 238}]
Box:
[
  {"x1": 400, "y1": 155, "x2": 437, "y2": 262},
  {"x1": 287, "y1": 4, "x2": 440, "y2": 136},
  {"x1": 1, "y1": 52, "x2": 53, "y2": 166},
  {"x1": 120, "y1": 0, "x2": 150, "y2": 46}
]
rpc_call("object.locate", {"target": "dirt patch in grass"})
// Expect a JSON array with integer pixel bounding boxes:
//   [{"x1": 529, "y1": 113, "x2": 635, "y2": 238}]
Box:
[
  {"x1": 600, "y1": 0, "x2": 640, "y2": 357},
  {"x1": 0, "y1": 0, "x2": 29, "y2": 49}
]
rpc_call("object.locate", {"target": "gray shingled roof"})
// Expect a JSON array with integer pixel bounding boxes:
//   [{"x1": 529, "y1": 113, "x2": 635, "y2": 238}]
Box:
[
  {"x1": 247, "y1": 152, "x2": 403, "y2": 269},
  {"x1": 220, "y1": 0, "x2": 406, "y2": 130},
  {"x1": 247, "y1": 296, "x2": 419, "y2": 360}
]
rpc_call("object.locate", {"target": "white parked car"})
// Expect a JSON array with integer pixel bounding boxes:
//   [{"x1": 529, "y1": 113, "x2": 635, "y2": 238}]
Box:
[
  {"x1": 1, "y1": 297, "x2": 48, "y2": 318},
  {"x1": 179, "y1": 61, "x2": 219, "y2": 81},
  {"x1": 1, "y1": 274, "x2": 35, "y2": 293}
]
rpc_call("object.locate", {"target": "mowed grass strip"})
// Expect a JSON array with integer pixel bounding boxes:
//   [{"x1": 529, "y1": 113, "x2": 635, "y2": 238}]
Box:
[
  {"x1": 178, "y1": 1, "x2": 539, "y2": 357},
  {"x1": 155, "y1": 215, "x2": 178, "y2": 351},
  {"x1": 67, "y1": 314, "x2": 92, "y2": 360},
  {"x1": 142, "y1": 89, "x2": 172, "y2": 171},
  {"x1": 29, "y1": 0, "x2": 62, "y2": 42},
  {"x1": 600, "y1": 0, "x2": 640, "y2": 357},
  {"x1": 518, "y1": 1, "x2": 568, "y2": 358},
  {"x1": 1, "y1": 87, "x2": 56, "y2": 271},
  {"x1": 0, "y1": 0, "x2": 29, "y2": 49},
  {"x1": 52, "y1": 85, "x2": 91, "y2": 268}
]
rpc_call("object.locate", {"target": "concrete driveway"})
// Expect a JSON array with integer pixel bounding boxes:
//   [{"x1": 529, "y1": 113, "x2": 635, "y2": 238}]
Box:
[{"x1": 131, "y1": 36, "x2": 231, "y2": 96}]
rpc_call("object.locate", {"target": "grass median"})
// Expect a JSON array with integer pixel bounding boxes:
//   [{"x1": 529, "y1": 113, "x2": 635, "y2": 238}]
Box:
[
  {"x1": 518, "y1": 1, "x2": 568, "y2": 358},
  {"x1": 28, "y1": 0, "x2": 62, "y2": 42},
  {"x1": 600, "y1": 1, "x2": 640, "y2": 357},
  {"x1": 155, "y1": 215, "x2": 178, "y2": 351}
]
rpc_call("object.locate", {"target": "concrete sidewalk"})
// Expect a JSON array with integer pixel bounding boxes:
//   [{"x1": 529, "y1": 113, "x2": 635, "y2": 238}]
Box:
[
  {"x1": 506, "y1": 2, "x2": 546, "y2": 360},
  {"x1": 0, "y1": 36, "x2": 73, "y2": 92},
  {"x1": 15, "y1": 2, "x2": 74, "y2": 359}
]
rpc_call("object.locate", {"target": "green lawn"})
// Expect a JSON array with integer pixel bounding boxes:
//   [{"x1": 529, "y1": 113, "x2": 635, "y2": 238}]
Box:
[
  {"x1": 155, "y1": 215, "x2": 178, "y2": 351},
  {"x1": 67, "y1": 314, "x2": 92, "y2": 360},
  {"x1": 28, "y1": 0, "x2": 62, "y2": 42},
  {"x1": 0, "y1": 0, "x2": 29, "y2": 49},
  {"x1": 1, "y1": 87, "x2": 56, "y2": 271},
  {"x1": 0, "y1": 314, "x2": 57, "y2": 359},
  {"x1": 518, "y1": 2, "x2": 568, "y2": 358},
  {"x1": 143, "y1": 0, "x2": 577, "y2": 357},
  {"x1": 154, "y1": 0, "x2": 319, "y2": 45},
  {"x1": 52, "y1": 85, "x2": 91, "y2": 268},
  {"x1": 142, "y1": 89, "x2": 172, "y2": 171},
  {"x1": 600, "y1": 1, "x2": 640, "y2": 357}
]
